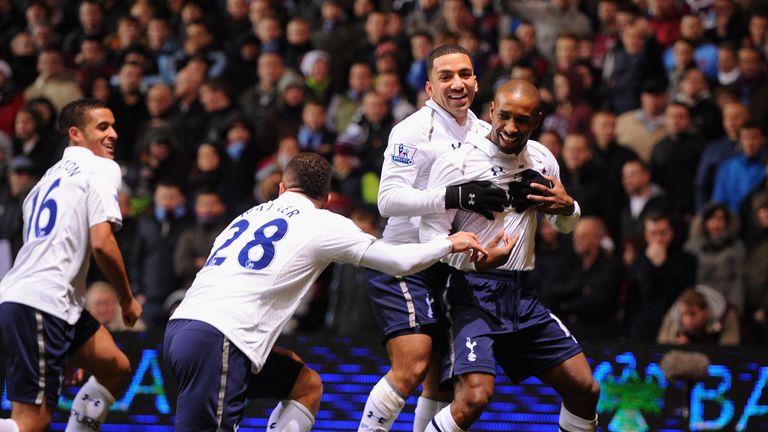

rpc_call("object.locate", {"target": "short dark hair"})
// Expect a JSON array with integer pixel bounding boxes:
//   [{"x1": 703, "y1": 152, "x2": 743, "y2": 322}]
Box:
[
  {"x1": 426, "y1": 44, "x2": 472, "y2": 77},
  {"x1": 58, "y1": 98, "x2": 108, "y2": 134},
  {"x1": 282, "y1": 152, "x2": 331, "y2": 201}
]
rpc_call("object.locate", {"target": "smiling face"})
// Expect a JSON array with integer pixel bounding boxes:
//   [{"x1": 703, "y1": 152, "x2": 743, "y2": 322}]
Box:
[
  {"x1": 425, "y1": 52, "x2": 478, "y2": 125},
  {"x1": 487, "y1": 81, "x2": 541, "y2": 154},
  {"x1": 70, "y1": 107, "x2": 118, "y2": 159}
]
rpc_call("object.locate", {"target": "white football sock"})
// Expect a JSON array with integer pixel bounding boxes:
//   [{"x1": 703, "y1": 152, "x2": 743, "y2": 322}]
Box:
[
  {"x1": 66, "y1": 376, "x2": 115, "y2": 432},
  {"x1": 413, "y1": 396, "x2": 449, "y2": 432},
  {"x1": 559, "y1": 404, "x2": 598, "y2": 432},
  {"x1": 0, "y1": 419, "x2": 20, "y2": 432},
  {"x1": 358, "y1": 377, "x2": 406, "y2": 431},
  {"x1": 423, "y1": 405, "x2": 464, "y2": 432},
  {"x1": 266, "y1": 400, "x2": 314, "y2": 432}
]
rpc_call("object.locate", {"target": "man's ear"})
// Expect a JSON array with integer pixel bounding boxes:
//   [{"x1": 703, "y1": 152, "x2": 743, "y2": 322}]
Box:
[
  {"x1": 320, "y1": 193, "x2": 330, "y2": 209},
  {"x1": 278, "y1": 182, "x2": 286, "y2": 196},
  {"x1": 68, "y1": 126, "x2": 80, "y2": 144},
  {"x1": 532, "y1": 111, "x2": 543, "y2": 130}
]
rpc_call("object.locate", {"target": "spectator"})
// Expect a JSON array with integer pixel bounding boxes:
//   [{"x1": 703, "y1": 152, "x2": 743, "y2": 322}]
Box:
[
  {"x1": 174, "y1": 187, "x2": 228, "y2": 290},
  {"x1": 547, "y1": 217, "x2": 624, "y2": 341},
  {"x1": 63, "y1": 0, "x2": 106, "y2": 56},
  {"x1": 158, "y1": 20, "x2": 227, "y2": 85},
  {"x1": 85, "y1": 281, "x2": 147, "y2": 332},
  {"x1": 696, "y1": 101, "x2": 749, "y2": 210},
  {"x1": 664, "y1": 14, "x2": 718, "y2": 79},
  {"x1": 501, "y1": 0, "x2": 592, "y2": 60},
  {"x1": 0, "y1": 60, "x2": 24, "y2": 139},
  {"x1": 657, "y1": 285, "x2": 741, "y2": 346},
  {"x1": 198, "y1": 78, "x2": 237, "y2": 145},
  {"x1": 619, "y1": 159, "x2": 671, "y2": 252},
  {"x1": 284, "y1": 17, "x2": 314, "y2": 71},
  {"x1": 560, "y1": 132, "x2": 604, "y2": 217},
  {"x1": 130, "y1": 181, "x2": 192, "y2": 327},
  {"x1": 743, "y1": 191, "x2": 768, "y2": 343},
  {"x1": 716, "y1": 41, "x2": 740, "y2": 86},
  {"x1": 300, "y1": 49, "x2": 333, "y2": 105},
  {"x1": 673, "y1": 68, "x2": 722, "y2": 139},
  {"x1": 542, "y1": 71, "x2": 594, "y2": 138},
  {"x1": 297, "y1": 100, "x2": 335, "y2": 158},
  {"x1": 650, "y1": 102, "x2": 701, "y2": 221},
  {"x1": 326, "y1": 62, "x2": 373, "y2": 134},
  {"x1": 0, "y1": 157, "x2": 38, "y2": 263},
  {"x1": 220, "y1": 114, "x2": 267, "y2": 201},
  {"x1": 735, "y1": 46, "x2": 765, "y2": 106},
  {"x1": 108, "y1": 60, "x2": 149, "y2": 162},
  {"x1": 684, "y1": 202, "x2": 746, "y2": 313},
  {"x1": 24, "y1": 49, "x2": 84, "y2": 114},
  {"x1": 616, "y1": 78, "x2": 669, "y2": 162},
  {"x1": 374, "y1": 71, "x2": 416, "y2": 124},
  {"x1": 135, "y1": 130, "x2": 188, "y2": 196},
  {"x1": 12, "y1": 106, "x2": 57, "y2": 177},
  {"x1": 604, "y1": 22, "x2": 665, "y2": 115},
  {"x1": 171, "y1": 56, "x2": 208, "y2": 154},
  {"x1": 404, "y1": 31, "x2": 433, "y2": 94},
  {"x1": 712, "y1": 121, "x2": 767, "y2": 212},
  {"x1": 625, "y1": 210, "x2": 697, "y2": 340},
  {"x1": 187, "y1": 142, "x2": 237, "y2": 208},
  {"x1": 342, "y1": 90, "x2": 393, "y2": 175}
]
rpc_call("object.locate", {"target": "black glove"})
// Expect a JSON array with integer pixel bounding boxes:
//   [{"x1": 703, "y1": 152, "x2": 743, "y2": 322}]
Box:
[
  {"x1": 507, "y1": 169, "x2": 553, "y2": 212},
  {"x1": 445, "y1": 180, "x2": 507, "y2": 219}
]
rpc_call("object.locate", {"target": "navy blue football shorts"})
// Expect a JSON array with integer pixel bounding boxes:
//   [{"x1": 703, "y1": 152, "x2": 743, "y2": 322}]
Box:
[
  {"x1": 163, "y1": 319, "x2": 303, "y2": 432},
  {"x1": 441, "y1": 270, "x2": 583, "y2": 385},
  {"x1": 0, "y1": 302, "x2": 100, "y2": 406},
  {"x1": 366, "y1": 262, "x2": 451, "y2": 343}
]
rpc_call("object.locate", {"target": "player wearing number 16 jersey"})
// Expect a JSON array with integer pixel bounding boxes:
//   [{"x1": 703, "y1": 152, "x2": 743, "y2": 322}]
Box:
[
  {"x1": 0, "y1": 99, "x2": 143, "y2": 432},
  {"x1": 163, "y1": 153, "x2": 487, "y2": 432}
]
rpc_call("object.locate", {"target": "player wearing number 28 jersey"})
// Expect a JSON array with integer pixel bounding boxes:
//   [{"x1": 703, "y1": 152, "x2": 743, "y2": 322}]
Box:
[{"x1": 164, "y1": 153, "x2": 486, "y2": 432}]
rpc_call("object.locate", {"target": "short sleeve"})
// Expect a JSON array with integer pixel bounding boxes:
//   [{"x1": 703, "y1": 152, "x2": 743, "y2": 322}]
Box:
[
  {"x1": 87, "y1": 159, "x2": 122, "y2": 230},
  {"x1": 314, "y1": 213, "x2": 376, "y2": 266}
]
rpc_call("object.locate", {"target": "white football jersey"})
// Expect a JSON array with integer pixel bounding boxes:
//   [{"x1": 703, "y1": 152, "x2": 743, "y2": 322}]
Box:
[
  {"x1": 420, "y1": 134, "x2": 579, "y2": 271},
  {"x1": 0, "y1": 146, "x2": 122, "y2": 324},
  {"x1": 170, "y1": 192, "x2": 377, "y2": 373},
  {"x1": 378, "y1": 99, "x2": 491, "y2": 244}
]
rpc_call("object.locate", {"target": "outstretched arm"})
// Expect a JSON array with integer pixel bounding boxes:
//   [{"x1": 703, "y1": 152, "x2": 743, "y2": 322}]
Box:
[{"x1": 360, "y1": 232, "x2": 487, "y2": 276}]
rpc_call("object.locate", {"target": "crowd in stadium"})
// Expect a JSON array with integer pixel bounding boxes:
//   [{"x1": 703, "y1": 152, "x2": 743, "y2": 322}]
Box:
[{"x1": 0, "y1": 0, "x2": 767, "y2": 346}]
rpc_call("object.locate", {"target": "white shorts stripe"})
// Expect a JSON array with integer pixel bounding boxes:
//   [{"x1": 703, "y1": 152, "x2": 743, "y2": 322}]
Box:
[
  {"x1": 216, "y1": 338, "x2": 230, "y2": 430},
  {"x1": 444, "y1": 275, "x2": 456, "y2": 378},
  {"x1": 549, "y1": 313, "x2": 577, "y2": 342},
  {"x1": 397, "y1": 277, "x2": 417, "y2": 328},
  {"x1": 35, "y1": 310, "x2": 45, "y2": 405}
]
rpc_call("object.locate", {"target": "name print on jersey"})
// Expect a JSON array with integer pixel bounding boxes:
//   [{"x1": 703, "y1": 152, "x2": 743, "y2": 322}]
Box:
[
  {"x1": 391, "y1": 143, "x2": 417, "y2": 166},
  {"x1": 42, "y1": 159, "x2": 82, "y2": 179}
]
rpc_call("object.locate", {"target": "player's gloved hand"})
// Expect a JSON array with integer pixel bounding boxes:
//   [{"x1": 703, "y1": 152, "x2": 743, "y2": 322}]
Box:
[
  {"x1": 445, "y1": 181, "x2": 507, "y2": 220},
  {"x1": 507, "y1": 169, "x2": 553, "y2": 212}
]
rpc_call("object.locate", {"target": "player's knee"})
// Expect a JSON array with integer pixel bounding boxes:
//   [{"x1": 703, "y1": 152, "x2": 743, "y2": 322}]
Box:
[
  {"x1": 392, "y1": 357, "x2": 430, "y2": 390},
  {"x1": 304, "y1": 367, "x2": 324, "y2": 401},
  {"x1": 566, "y1": 377, "x2": 600, "y2": 409},
  {"x1": 456, "y1": 385, "x2": 491, "y2": 416}
]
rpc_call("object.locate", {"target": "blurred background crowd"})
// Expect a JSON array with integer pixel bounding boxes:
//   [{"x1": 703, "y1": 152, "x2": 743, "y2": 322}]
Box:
[{"x1": 0, "y1": 0, "x2": 766, "y2": 347}]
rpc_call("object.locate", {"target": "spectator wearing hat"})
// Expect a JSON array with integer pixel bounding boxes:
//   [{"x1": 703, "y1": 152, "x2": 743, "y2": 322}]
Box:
[
  {"x1": 0, "y1": 59, "x2": 24, "y2": 138},
  {"x1": 300, "y1": 49, "x2": 334, "y2": 105},
  {"x1": 657, "y1": 285, "x2": 741, "y2": 346},
  {"x1": 616, "y1": 78, "x2": 669, "y2": 162}
]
